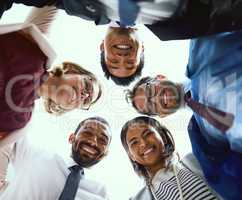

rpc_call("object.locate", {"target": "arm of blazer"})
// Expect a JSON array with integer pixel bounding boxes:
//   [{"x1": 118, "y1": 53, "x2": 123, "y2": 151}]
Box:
[
  {"x1": 146, "y1": 0, "x2": 242, "y2": 41},
  {"x1": 145, "y1": 0, "x2": 210, "y2": 41},
  {"x1": 0, "y1": 0, "x2": 56, "y2": 18}
]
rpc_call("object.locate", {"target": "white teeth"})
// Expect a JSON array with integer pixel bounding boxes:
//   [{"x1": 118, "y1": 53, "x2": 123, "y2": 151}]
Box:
[
  {"x1": 164, "y1": 93, "x2": 167, "y2": 105},
  {"x1": 143, "y1": 148, "x2": 153, "y2": 156},
  {"x1": 116, "y1": 44, "x2": 131, "y2": 49},
  {"x1": 82, "y1": 145, "x2": 97, "y2": 155}
]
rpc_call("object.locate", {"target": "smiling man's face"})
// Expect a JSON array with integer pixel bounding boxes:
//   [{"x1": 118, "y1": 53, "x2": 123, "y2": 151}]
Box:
[
  {"x1": 69, "y1": 119, "x2": 111, "y2": 168},
  {"x1": 100, "y1": 27, "x2": 144, "y2": 78},
  {"x1": 133, "y1": 77, "x2": 182, "y2": 117}
]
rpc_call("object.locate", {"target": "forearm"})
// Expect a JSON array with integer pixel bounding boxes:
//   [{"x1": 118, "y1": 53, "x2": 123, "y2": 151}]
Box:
[
  {"x1": 0, "y1": 0, "x2": 57, "y2": 19},
  {"x1": 14, "y1": 0, "x2": 57, "y2": 7},
  {"x1": 0, "y1": 145, "x2": 11, "y2": 190},
  {"x1": 0, "y1": 132, "x2": 8, "y2": 140}
]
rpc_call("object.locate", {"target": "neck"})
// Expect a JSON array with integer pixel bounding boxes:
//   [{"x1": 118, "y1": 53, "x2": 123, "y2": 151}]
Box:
[
  {"x1": 177, "y1": 83, "x2": 186, "y2": 108},
  {"x1": 146, "y1": 158, "x2": 167, "y2": 179}
]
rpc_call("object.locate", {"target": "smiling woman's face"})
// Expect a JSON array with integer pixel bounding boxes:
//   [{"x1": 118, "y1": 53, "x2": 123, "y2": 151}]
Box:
[
  {"x1": 126, "y1": 122, "x2": 166, "y2": 170},
  {"x1": 51, "y1": 74, "x2": 99, "y2": 110},
  {"x1": 101, "y1": 27, "x2": 143, "y2": 78}
]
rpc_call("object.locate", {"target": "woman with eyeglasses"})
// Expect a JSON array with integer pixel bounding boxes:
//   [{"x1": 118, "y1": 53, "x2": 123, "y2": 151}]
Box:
[
  {"x1": 121, "y1": 116, "x2": 220, "y2": 200},
  {"x1": 0, "y1": 7, "x2": 102, "y2": 143},
  {"x1": 0, "y1": 6, "x2": 102, "y2": 191}
]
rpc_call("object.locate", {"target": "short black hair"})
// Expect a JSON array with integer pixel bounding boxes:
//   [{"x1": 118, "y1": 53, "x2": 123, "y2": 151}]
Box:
[
  {"x1": 100, "y1": 51, "x2": 144, "y2": 86},
  {"x1": 74, "y1": 116, "x2": 110, "y2": 135}
]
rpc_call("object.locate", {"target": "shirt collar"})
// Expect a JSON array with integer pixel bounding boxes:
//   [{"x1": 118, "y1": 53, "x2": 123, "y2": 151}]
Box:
[
  {"x1": 65, "y1": 157, "x2": 79, "y2": 169},
  {"x1": 108, "y1": 20, "x2": 137, "y2": 28},
  {"x1": 182, "y1": 78, "x2": 191, "y2": 94}
]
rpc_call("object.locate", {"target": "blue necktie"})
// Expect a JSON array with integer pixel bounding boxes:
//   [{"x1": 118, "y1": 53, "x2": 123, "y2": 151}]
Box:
[
  {"x1": 58, "y1": 165, "x2": 84, "y2": 200},
  {"x1": 118, "y1": 0, "x2": 139, "y2": 27}
]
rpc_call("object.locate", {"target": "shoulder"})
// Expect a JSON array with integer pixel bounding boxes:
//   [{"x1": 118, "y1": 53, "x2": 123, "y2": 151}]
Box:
[
  {"x1": 131, "y1": 186, "x2": 152, "y2": 200},
  {"x1": 180, "y1": 153, "x2": 204, "y2": 177},
  {"x1": 79, "y1": 177, "x2": 108, "y2": 198}
]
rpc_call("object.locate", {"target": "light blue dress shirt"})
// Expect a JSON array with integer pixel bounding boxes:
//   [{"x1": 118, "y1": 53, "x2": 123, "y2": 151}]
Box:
[{"x1": 186, "y1": 30, "x2": 242, "y2": 154}]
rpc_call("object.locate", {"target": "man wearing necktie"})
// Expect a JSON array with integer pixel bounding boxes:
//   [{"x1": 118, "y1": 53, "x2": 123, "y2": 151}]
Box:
[
  {"x1": 0, "y1": 117, "x2": 111, "y2": 200},
  {"x1": 125, "y1": 29, "x2": 242, "y2": 200}
]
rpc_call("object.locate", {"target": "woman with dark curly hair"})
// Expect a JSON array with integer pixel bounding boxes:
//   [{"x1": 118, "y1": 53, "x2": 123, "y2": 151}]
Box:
[{"x1": 121, "y1": 116, "x2": 220, "y2": 200}]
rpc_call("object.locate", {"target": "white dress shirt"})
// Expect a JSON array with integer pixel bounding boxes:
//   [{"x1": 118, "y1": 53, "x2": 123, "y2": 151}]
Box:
[
  {"x1": 0, "y1": 136, "x2": 108, "y2": 200},
  {"x1": 102, "y1": 0, "x2": 181, "y2": 25}
]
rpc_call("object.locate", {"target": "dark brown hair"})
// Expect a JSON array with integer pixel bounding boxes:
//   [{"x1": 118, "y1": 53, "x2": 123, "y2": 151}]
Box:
[{"x1": 120, "y1": 116, "x2": 175, "y2": 179}]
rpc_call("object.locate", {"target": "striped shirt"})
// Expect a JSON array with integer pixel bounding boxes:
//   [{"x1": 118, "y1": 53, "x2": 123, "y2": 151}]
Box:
[{"x1": 151, "y1": 162, "x2": 218, "y2": 200}]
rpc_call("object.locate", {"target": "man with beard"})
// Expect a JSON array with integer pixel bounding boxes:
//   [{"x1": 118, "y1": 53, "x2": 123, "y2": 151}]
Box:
[
  {"x1": 126, "y1": 30, "x2": 242, "y2": 200},
  {"x1": 0, "y1": 117, "x2": 111, "y2": 200},
  {"x1": 100, "y1": 23, "x2": 144, "y2": 86}
]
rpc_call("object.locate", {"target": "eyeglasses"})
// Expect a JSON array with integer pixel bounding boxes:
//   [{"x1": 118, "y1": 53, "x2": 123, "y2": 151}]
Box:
[{"x1": 144, "y1": 80, "x2": 158, "y2": 98}]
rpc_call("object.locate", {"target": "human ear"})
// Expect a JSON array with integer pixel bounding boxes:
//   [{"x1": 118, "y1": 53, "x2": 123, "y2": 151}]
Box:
[
  {"x1": 68, "y1": 133, "x2": 75, "y2": 144},
  {"x1": 100, "y1": 41, "x2": 104, "y2": 51},
  {"x1": 141, "y1": 43, "x2": 144, "y2": 52}
]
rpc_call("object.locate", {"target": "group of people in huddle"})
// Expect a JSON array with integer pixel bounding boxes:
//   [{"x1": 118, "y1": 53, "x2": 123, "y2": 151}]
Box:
[{"x1": 0, "y1": 0, "x2": 242, "y2": 200}]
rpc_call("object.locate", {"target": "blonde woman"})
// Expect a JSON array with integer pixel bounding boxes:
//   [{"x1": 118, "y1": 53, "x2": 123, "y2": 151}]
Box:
[
  {"x1": 0, "y1": 7, "x2": 102, "y2": 141},
  {"x1": 0, "y1": 6, "x2": 102, "y2": 192}
]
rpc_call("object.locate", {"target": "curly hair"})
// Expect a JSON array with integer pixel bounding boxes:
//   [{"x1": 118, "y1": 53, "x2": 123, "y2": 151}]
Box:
[{"x1": 44, "y1": 62, "x2": 102, "y2": 115}]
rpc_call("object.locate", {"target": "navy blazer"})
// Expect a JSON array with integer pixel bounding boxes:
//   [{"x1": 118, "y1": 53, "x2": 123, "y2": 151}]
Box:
[
  {"x1": 0, "y1": 0, "x2": 110, "y2": 25},
  {"x1": 188, "y1": 116, "x2": 242, "y2": 200},
  {"x1": 146, "y1": 0, "x2": 242, "y2": 40}
]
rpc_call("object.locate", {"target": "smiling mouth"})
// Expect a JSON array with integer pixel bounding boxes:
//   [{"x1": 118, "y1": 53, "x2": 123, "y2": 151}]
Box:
[
  {"x1": 142, "y1": 147, "x2": 155, "y2": 157},
  {"x1": 114, "y1": 44, "x2": 132, "y2": 50},
  {"x1": 163, "y1": 89, "x2": 169, "y2": 107},
  {"x1": 80, "y1": 144, "x2": 99, "y2": 156}
]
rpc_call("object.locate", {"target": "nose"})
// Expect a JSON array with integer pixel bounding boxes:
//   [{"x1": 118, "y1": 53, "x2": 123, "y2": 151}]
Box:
[
  {"x1": 139, "y1": 138, "x2": 146, "y2": 149},
  {"x1": 80, "y1": 92, "x2": 90, "y2": 100},
  {"x1": 88, "y1": 136, "x2": 98, "y2": 146}
]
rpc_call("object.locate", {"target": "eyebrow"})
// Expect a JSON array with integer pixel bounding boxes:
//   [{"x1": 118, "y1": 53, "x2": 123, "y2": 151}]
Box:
[
  {"x1": 128, "y1": 128, "x2": 149, "y2": 144},
  {"x1": 84, "y1": 126, "x2": 109, "y2": 141}
]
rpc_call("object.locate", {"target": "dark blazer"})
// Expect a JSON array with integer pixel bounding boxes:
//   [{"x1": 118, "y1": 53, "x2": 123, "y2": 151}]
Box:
[
  {"x1": 188, "y1": 116, "x2": 242, "y2": 200},
  {"x1": 146, "y1": 0, "x2": 242, "y2": 40},
  {"x1": 0, "y1": 0, "x2": 110, "y2": 25}
]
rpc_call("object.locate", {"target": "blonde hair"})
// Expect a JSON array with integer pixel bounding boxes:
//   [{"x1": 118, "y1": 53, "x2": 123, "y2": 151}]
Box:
[{"x1": 44, "y1": 62, "x2": 102, "y2": 115}]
